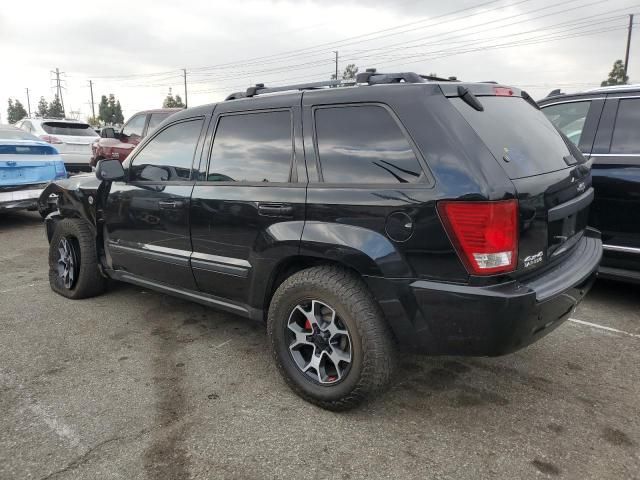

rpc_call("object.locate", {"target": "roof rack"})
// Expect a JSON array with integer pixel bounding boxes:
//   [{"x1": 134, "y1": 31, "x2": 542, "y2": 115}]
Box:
[
  {"x1": 225, "y1": 80, "x2": 347, "y2": 101},
  {"x1": 224, "y1": 68, "x2": 460, "y2": 101}
]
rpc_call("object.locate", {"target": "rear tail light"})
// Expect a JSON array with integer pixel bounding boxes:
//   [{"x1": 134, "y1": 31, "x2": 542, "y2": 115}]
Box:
[
  {"x1": 437, "y1": 199, "x2": 518, "y2": 275},
  {"x1": 40, "y1": 135, "x2": 63, "y2": 144}
]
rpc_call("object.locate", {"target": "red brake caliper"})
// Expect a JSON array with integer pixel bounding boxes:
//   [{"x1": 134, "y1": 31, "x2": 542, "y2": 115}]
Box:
[{"x1": 304, "y1": 319, "x2": 312, "y2": 331}]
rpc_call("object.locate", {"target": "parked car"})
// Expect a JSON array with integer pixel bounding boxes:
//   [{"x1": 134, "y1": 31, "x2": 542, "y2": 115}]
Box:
[
  {"x1": 0, "y1": 125, "x2": 66, "y2": 214},
  {"x1": 40, "y1": 71, "x2": 601, "y2": 410},
  {"x1": 90, "y1": 108, "x2": 181, "y2": 167},
  {"x1": 539, "y1": 84, "x2": 640, "y2": 283},
  {"x1": 15, "y1": 118, "x2": 99, "y2": 173}
]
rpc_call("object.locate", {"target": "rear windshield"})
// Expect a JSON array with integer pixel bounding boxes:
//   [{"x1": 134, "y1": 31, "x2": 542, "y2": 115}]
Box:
[
  {"x1": 451, "y1": 96, "x2": 572, "y2": 179},
  {"x1": 42, "y1": 122, "x2": 99, "y2": 137},
  {"x1": 0, "y1": 129, "x2": 40, "y2": 141}
]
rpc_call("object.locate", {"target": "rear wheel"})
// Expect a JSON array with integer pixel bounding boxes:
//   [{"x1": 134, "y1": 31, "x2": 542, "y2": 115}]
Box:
[
  {"x1": 48, "y1": 218, "x2": 106, "y2": 299},
  {"x1": 268, "y1": 266, "x2": 396, "y2": 410}
]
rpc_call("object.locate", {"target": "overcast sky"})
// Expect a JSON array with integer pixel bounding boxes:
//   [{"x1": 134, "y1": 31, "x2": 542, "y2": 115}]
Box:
[{"x1": 0, "y1": 0, "x2": 638, "y2": 122}]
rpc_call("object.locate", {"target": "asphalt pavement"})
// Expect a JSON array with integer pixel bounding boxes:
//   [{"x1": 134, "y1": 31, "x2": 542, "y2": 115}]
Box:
[{"x1": 1, "y1": 210, "x2": 638, "y2": 480}]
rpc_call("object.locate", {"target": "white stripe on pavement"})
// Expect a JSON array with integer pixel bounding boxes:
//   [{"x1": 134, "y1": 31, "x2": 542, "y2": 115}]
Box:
[{"x1": 569, "y1": 318, "x2": 640, "y2": 339}]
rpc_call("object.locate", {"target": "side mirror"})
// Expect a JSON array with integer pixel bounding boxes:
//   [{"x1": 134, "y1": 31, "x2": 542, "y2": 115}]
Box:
[
  {"x1": 96, "y1": 159, "x2": 125, "y2": 182},
  {"x1": 101, "y1": 127, "x2": 117, "y2": 138}
]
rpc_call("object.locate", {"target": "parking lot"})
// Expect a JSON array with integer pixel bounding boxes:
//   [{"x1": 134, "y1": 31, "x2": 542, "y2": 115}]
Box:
[{"x1": 0, "y1": 210, "x2": 638, "y2": 480}]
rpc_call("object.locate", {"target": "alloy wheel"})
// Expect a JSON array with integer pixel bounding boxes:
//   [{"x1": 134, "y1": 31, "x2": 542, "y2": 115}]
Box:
[
  {"x1": 286, "y1": 300, "x2": 353, "y2": 385},
  {"x1": 56, "y1": 237, "x2": 77, "y2": 289}
]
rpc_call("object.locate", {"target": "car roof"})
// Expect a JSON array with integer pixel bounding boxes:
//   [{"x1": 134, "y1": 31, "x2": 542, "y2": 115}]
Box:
[
  {"x1": 539, "y1": 84, "x2": 640, "y2": 103},
  {"x1": 130, "y1": 108, "x2": 183, "y2": 117}
]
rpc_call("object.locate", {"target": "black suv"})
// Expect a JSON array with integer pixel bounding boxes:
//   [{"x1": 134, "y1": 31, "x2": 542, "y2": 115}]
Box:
[
  {"x1": 40, "y1": 71, "x2": 602, "y2": 410},
  {"x1": 539, "y1": 84, "x2": 640, "y2": 283}
]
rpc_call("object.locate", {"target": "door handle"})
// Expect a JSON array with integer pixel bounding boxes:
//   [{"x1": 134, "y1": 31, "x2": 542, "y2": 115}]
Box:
[
  {"x1": 158, "y1": 200, "x2": 185, "y2": 209},
  {"x1": 258, "y1": 203, "x2": 293, "y2": 217}
]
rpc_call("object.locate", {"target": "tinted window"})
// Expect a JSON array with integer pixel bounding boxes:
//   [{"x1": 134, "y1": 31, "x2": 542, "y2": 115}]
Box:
[
  {"x1": 130, "y1": 119, "x2": 203, "y2": 181},
  {"x1": 610, "y1": 98, "x2": 640, "y2": 154},
  {"x1": 542, "y1": 101, "x2": 590, "y2": 147},
  {"x1": 0, "y1": 128, "x2": 40, "y2": 141},
  {"x1": 314, "y1": 105, "x2": 423, "y2": 184},
  {"x1": 148, "y1": 113, "x2": 171, "y2": 134},
  {"x1": 42, "y1": 122, "x2": 99, "y2": 137},
  {"x1": 452, "y1": 97, "x2": 572, "y2": 179},
  {"x1": 208, "y1": 111, "x2": 292, "y2": 182},
  {"x1": 122, "y1": 114, "x2": 146, "y2": 138}
]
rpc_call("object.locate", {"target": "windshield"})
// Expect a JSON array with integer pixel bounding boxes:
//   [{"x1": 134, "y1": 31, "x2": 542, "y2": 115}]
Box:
[
  {"x1": 42, "y1": 122, "x2": 99, "y2": 137},
  {"x1": 451, "y1": 96, "x2": 572, "y2": 179}
]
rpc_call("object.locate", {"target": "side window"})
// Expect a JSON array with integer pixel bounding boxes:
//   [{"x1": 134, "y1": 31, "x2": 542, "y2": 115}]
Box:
[
  {"x1": 541, "y1": 101, "x2": 591, "y2": 147},
  {"x1": 314, "y1": 105, "x2": 424, "y2": 184},
  {"x1": 610, "y1": 98, "x2": 640, "y2": 154},
  {"x1": 208, "y1": 111, "x2": 292, "y2": 182},
  {"x1": 122, "y1": 114, "x2": 146, "y2": 138},
  {"x1": 147, "y1": 113, "x2": 170, "y2": 134},
  {"x1": 130, "y1": 119, "x2": 203, "y2": 182}
]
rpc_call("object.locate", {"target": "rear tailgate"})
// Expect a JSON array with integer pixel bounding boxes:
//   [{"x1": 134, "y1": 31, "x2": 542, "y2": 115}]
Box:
[{"x1": 445, "y1": 85, "x2": 593, "y2": 273}]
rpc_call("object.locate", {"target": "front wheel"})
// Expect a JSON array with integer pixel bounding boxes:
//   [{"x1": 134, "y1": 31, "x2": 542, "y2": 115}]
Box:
[
  {"x1": 268, "y1": 266, "x2": 397, "y2": 410},
  {"x1": 48, "y1": 218, "x2": 106, "y2": 299}
]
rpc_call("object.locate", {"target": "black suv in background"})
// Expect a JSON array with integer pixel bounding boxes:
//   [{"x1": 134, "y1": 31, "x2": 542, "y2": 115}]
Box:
[
  {"x1": 40, "y1": 71, "x2": 601, "y2": 410},
  {"x1": 539, "y1": 84, "x2": 640, "y2": 283}
]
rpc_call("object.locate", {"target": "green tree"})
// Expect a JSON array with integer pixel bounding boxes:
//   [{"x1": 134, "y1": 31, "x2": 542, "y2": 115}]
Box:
[
  {"x1": 601, "y1": 60, "x2": 629, "y2": 86},
  {"x1": 97, "y1": 94, "x2": 124, "y2": 124},
  {"x1": 87, "y1": 116, "x2": 100, "y2": 127},
  {"x1": 98, "y1": 95, "x2": 110, "y2": 123},
  {"x1": 162, "y1": 90, "x2": 185, "y2": 108},
  {"x1": 7, "y1": 99, "x2": 27, "y2": 123},
  {"x1": 37, "y1": 96, "x2": 48, "y2": 117},
  {"x1": 331, "y1": 64, "x2": 359, "y2": 82},
  {"x1": 113, "y1": 100, "x2": 124, "y2": 124},
  {"x1": 47, "y1": 95, "x2": 64, "y2": 118}
]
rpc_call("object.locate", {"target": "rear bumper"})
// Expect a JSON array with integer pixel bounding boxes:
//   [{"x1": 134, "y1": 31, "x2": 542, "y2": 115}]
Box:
[
  {"x1": 0, "y1": 184, "x2": 47, "y2": 211},
  {"x1": 61, "y1": 152, "x2": 92, "y2": 171},
  {"x1": 369, "y1": 229, "x2": 602, "y2": 356}
]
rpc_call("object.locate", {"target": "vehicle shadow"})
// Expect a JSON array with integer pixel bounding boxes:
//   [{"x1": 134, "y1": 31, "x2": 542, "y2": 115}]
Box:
[{"x1": 0, "y1": 210, "x2": 43, "y2": 230}]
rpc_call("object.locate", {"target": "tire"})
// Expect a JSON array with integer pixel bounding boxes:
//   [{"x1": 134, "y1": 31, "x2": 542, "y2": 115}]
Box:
[
  {"x1": 48, "y1": 218, "x2": 106, "y2": 299},
  {"x1": 268, "y1": 266, "x2": 397, "y2": 410}
]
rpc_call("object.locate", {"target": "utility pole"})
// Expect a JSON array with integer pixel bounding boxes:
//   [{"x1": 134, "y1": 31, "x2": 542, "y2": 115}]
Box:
[
  {"x1": 25, "y1": 88, "x2": 31, "y2": 117},
  {"x1": 52, "y1": 67, "x2": 66, "y2": 116},
  {"x1": 333, "y1": 50, "x2": 339, "y2": 80},
  {"x1": 89, "y1": 80, "x2": 96, "y2": 120},
  {"x1": 183, "y1": 68, "x2": 188, "y2": 108},
  {"x1": 624, "y1": 14, "x2": 634, "y2": 78}
]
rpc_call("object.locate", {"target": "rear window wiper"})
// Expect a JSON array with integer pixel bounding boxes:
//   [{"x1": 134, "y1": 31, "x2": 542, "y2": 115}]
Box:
[{"x1": 457, "y1": 86, "x2": 484, "y2": 111}]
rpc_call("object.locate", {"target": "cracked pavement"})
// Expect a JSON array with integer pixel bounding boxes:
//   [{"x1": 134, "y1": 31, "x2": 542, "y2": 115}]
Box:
[{"x1": 1, "y1": 210, "x2": 639, "y2": 479}]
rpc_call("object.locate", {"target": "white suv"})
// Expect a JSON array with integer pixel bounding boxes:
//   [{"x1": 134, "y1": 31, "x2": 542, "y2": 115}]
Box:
[{"x1": 15, "y1": 118, "x2": 99, "y2": 172}]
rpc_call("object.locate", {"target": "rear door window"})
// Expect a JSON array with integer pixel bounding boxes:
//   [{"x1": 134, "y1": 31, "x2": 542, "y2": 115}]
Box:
[
  {"x1": 42, "y1": 122, "x2": 98, "y2": 137},
  {"x1": 208, "y1": 111, "x2": 293, "y2": 183},
  {"x1": 452, "y1": 96, "x2": 572, "y2": 179},
  {"x1": 541, "y1": 101, "x2": 591, "y2": 147},
  {"x1": 122, "y1": 114, "x2": 147, "y2": 139},
  {"x1": 610, "y1": 98, "x2": 640, "y2": 154},
  {"x1": 147, "y1": 113, "x2": 171, "y2": 134},
  {"x1": 314, "y1": 105, "x2": 424, "y2": 184}
]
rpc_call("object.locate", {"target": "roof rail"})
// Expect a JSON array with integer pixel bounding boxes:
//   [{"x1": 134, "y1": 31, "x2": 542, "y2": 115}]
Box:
[
  {"x1": 225, "y1": 80, "x2": 346, "y2": 101},
  {"x1": 224, "y1": 67, "x2": 459, "y2": 101}
]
